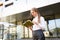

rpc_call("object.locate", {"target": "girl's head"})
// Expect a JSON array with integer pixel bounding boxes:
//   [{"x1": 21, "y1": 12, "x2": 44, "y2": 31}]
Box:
[{"x1": 30, "y1": 8, "x2": 40, "y2": 17}]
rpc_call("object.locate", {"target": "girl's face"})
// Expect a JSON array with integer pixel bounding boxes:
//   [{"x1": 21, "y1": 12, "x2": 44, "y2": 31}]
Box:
[{"x1": 30, "y1": 10, "x2": 38, "y2": 17}]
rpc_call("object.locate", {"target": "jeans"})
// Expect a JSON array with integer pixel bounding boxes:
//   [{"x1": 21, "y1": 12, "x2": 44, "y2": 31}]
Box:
[{"x1": 32, "y1": 29, "x2": 45, "y2": 40}]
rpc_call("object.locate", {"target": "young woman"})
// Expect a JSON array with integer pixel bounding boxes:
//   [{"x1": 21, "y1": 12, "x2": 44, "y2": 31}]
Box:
[{"x1": 29, "y1": 8, "x2": 45, "y2": 40}]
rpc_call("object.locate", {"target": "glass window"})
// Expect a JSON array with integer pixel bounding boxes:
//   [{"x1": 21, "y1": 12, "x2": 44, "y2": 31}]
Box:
[
  {"x1": 56, "y1": 19, "x2": 60, "y2": 28},
  {"x1": 0, "y1": 24, "x2": 4, "y2": 39},
  {"x1": 17, "y1": 25, "x2": 24, "y2": 39},
  {"x1": 48, "y1": 19, "x2": 56, "y2": 37},
  {"x1": 55, "y1": 19, "x2": 60, "y2": 37},
  {"x1": 5, "y1": 2, "x2": 13, "y2": 7},
  {"x1": 29, "y1": 29, "x2": 32, "y2": 38},
  {"x1": 25, "y1": 27, "x2": 28, "y2": 38},
  {"x1": 47, "y1": 18, "x2": 60, "y2": 37},
  {"x1": 5, "y1": 0, "x2": 9, "y2": 1}
]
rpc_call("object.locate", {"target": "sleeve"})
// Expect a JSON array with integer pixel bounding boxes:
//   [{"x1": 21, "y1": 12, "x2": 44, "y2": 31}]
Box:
[{"x1": 38, "y1": 17, "x2": 46, "y2": 30}]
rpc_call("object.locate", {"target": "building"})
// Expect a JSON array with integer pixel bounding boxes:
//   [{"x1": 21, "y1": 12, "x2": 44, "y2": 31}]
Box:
[{"x1": 0, "y1": 0, "x2": 60, "y2": 40}]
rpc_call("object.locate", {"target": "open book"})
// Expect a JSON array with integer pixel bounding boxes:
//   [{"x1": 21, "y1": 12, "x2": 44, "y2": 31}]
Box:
[{"x1": 23, "y1": 20, "x2": 33, "y2": 27}]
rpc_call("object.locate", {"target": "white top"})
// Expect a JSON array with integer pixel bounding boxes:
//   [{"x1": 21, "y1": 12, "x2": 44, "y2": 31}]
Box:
[{"x1": 32, "y1": 16, "x2": 46, "y2": 31}]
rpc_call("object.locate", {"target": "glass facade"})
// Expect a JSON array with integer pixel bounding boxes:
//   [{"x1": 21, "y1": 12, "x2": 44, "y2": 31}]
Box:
[
  {"x1": 48, "y1": 19, "x2": 60, "y2": 37},
  {"x1": 0, "y1": 24, "x2": 4, "y2": 40},
  {"x1": 0, "y1": 13, "x2": 60, "y2": 40}
]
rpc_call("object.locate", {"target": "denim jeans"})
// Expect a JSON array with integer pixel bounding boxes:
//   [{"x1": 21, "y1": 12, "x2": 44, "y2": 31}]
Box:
[{"x1": 32, "y1": 29, "x2": 45, "y2": 40}]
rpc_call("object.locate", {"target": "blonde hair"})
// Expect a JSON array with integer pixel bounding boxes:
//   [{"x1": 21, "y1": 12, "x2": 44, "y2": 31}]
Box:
[
  {"x1": 31, "y1": 8, "x2": 39, "y2": 14},
  {"x1": 31, "y1": 8, "x2": 40, "y2": 23}
]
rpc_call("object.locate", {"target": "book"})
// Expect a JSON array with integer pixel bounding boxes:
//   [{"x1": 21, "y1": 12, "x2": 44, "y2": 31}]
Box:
[{"x1": 23, "y1": 20, "x2": 33, "y2": 27}]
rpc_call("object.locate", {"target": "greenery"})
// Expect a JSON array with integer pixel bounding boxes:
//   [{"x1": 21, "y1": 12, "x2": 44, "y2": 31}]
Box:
[{"x1": 53, "y1": 28, "x2": 60, "y2": 32}]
